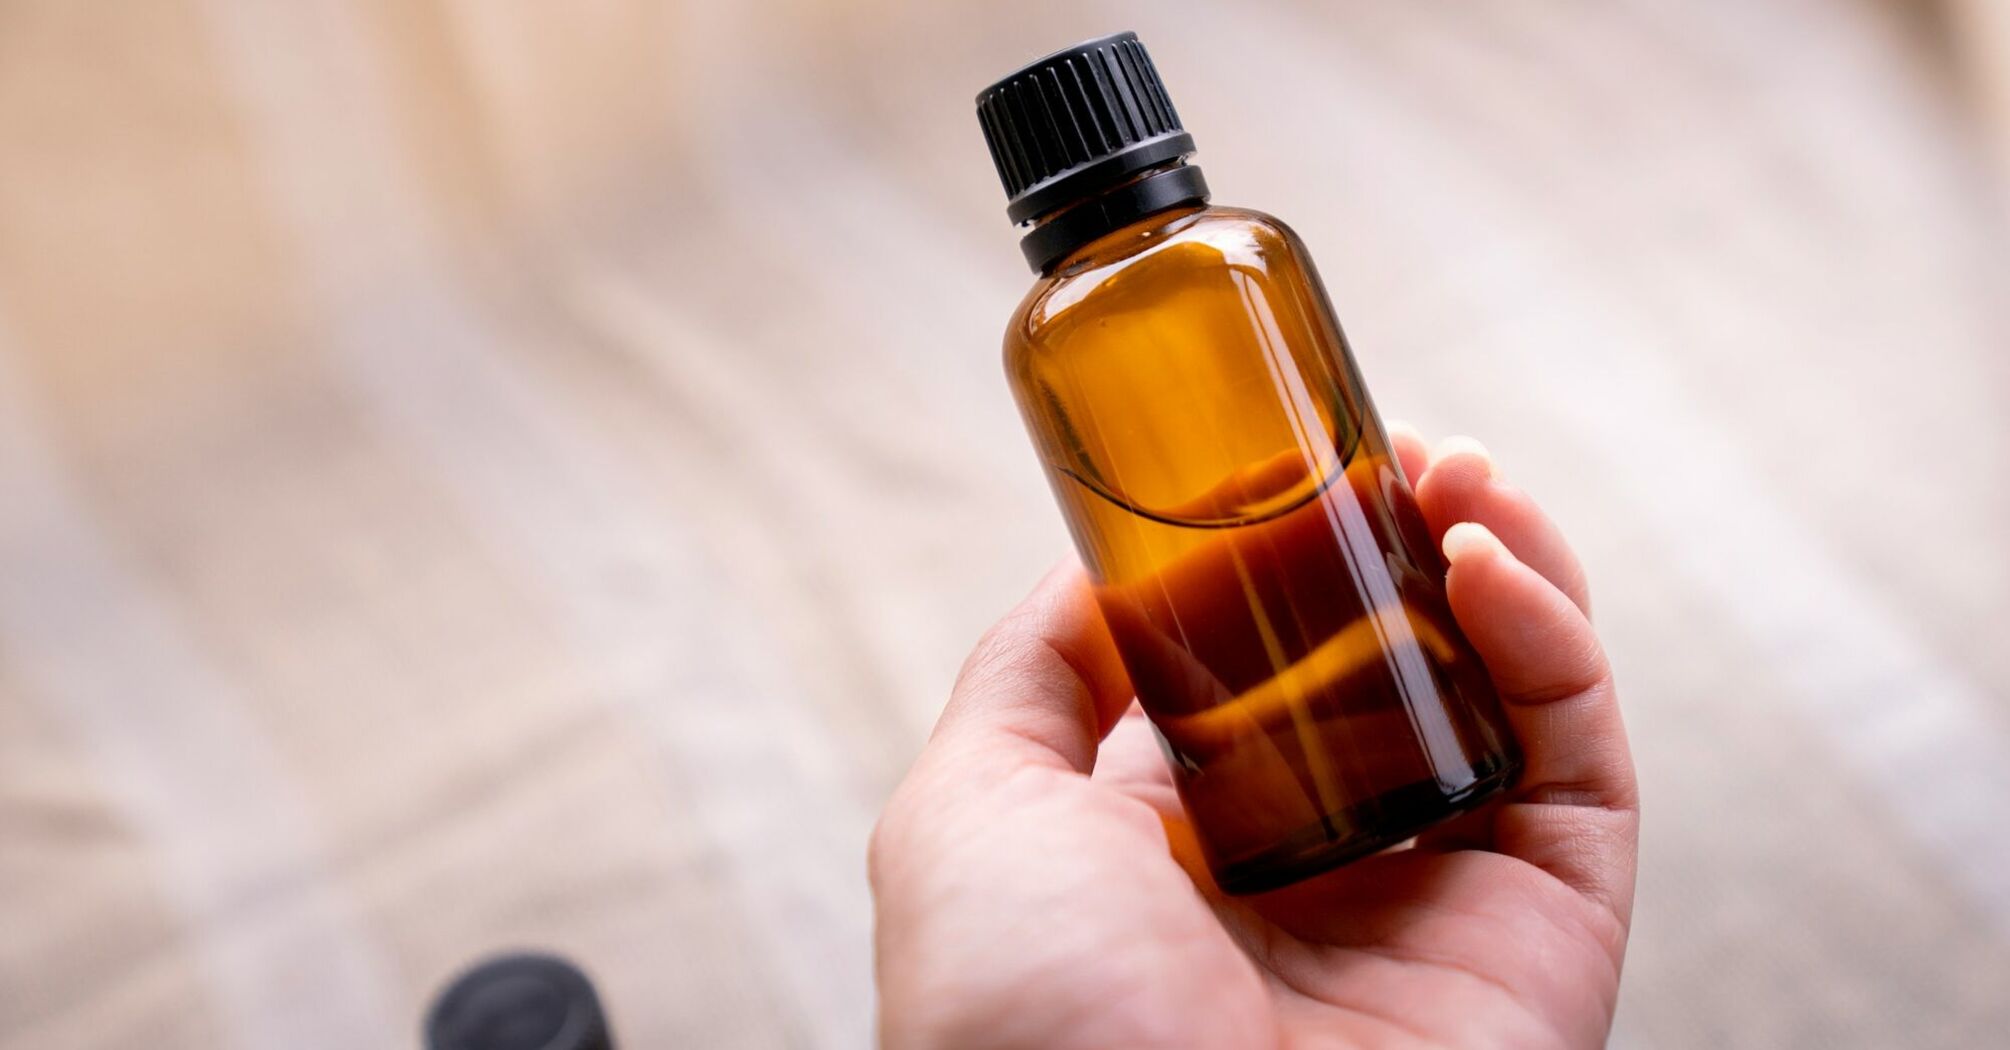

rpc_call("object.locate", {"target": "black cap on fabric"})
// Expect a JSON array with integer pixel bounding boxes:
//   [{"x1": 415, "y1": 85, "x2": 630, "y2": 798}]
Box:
[{"x1": 425, "y1": 952, "x2": 613, "y2": 1050}]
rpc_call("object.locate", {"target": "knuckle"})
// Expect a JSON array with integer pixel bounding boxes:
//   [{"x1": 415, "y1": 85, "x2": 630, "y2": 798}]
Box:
[
  {"x1": 956, "y1": 612, "x2": 1033, "y2": 688},
  {"x1": 866, "y1": 807, "x2": 903, "y2": 887}
]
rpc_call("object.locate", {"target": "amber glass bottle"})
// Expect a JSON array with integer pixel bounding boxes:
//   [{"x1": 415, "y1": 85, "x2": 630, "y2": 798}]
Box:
[{"x1": 977, "y1": 33, "x2": 1522, "y2": 893}]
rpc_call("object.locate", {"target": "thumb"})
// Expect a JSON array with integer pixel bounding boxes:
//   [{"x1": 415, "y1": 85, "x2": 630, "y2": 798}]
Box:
[{"x1": 929, "y1": 561, "x2": 1135, "y2": 781}]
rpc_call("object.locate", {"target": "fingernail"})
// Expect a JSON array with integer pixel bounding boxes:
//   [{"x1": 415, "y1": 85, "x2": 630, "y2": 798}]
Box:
[
  {"x1": 1386, "y1": 419, "x2": 1424, "y2": 445},
  {"x1": 1442, "y1": 521, "x2": 1508, "y2": 563},
  {"x1": 1432, "y1": 435, "x2": 1497, "y2": 478}
]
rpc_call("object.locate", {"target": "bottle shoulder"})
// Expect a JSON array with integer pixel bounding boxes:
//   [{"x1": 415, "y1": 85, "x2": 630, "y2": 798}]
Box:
[{"x1": 1004, "y1": 204, "x2": 1311, "y2": 364}]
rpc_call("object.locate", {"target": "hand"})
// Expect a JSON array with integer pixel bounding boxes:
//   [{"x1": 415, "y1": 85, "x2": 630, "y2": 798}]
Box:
[{"x1": 869, "y1": 429, "x2": 1637, "y2": 1049}]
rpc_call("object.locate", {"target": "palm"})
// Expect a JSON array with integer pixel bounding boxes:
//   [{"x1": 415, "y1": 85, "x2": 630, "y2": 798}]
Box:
[
  {"x1": 873, "y1": 434, "x2": 1636, "y2": 1049},
  {"x1": 1041, "y1": 710, "x2": 1623, "y2": 1049}
]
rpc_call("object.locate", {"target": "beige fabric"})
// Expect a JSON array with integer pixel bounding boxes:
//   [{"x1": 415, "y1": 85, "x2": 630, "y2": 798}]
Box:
[{"x1": 1, "y1": 1, "x2": 2006, "y2": 1047}]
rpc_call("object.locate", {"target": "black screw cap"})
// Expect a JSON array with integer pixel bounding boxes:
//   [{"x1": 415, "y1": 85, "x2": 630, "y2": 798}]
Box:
[
  {"x1": 425, "y1": 952, "x2": 613, "y2": 1050},
  {"x1": 976, "y1": 31, "x2": 1195, "y2": 225}
]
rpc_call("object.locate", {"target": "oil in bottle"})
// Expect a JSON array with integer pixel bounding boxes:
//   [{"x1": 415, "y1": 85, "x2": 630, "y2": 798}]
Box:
[{"x1": 976, "y1": 32, "x2": 1521, "y2": 894}]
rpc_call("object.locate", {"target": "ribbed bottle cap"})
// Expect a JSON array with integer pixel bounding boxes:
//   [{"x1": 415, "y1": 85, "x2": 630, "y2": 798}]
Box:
[
  {"x1": 976, "y1": 31, "x2": 1197, "y2": 225},
  {"x1": 425, "y1": 952, "x2": 613, "y2": 1050}
]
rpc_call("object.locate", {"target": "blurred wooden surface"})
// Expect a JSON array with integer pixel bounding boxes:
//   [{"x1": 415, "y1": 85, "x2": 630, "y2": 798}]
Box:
[{"x1": 2, "y1": 1, "x2": 2007, "y2": 1047}]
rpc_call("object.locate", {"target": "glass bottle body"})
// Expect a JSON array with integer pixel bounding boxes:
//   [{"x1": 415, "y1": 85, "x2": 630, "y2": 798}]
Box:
[{"x1": 1004, "y1": 203, "x2": 1521, "y2": 893}]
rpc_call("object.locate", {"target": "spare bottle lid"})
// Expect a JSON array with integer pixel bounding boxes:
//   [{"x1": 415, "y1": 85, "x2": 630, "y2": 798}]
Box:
[
  {"x1": 975, "y1": 32, "x2": 1209, "y2": 271},
  {"x1": 424, "y1": 951, "x2": 613, "y2": 1050}
]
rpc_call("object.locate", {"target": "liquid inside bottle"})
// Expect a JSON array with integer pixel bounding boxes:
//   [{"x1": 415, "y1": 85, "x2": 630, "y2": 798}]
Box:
[
  {"x1": 980, "y1": 31, "x2": 1520, "y2": 893},
  {"x1": 1006, "y1": 206, "x2": 1520, "y2": 893}
]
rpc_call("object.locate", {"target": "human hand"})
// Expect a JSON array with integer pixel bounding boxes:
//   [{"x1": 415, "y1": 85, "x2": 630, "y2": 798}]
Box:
[{"x1": 870, "y1": 429, "x2": 1637, "y2": 1049}]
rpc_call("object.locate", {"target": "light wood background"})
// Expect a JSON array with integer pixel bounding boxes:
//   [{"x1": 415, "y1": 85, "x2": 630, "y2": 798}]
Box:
[{"x1": 2, "y1": 1, "x2": 2007, "y2": 1047}]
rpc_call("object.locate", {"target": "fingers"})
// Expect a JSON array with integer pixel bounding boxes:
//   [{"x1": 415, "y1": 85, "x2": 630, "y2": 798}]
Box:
[
  {"x1": 930, "y1": 560, "x2": 1135, "y2": 780},
  {"x1": 1416, "y1": 437, "x2": 1591, "y2": 615},
  {"x1": 1443, "y1": 523, "x2": 1625, "y2": 804},
  {"x1": 1384, "y1": 419, "x2": 1431, "y2": 483},
  {"x1": 1441, "y1": 523, "x2": 1638, "y2": 920}
]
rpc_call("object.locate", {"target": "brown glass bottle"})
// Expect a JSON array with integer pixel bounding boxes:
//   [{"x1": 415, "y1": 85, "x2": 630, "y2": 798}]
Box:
[{"x1": 980, "y1": 33, "x2": 1521, "y2": 893}]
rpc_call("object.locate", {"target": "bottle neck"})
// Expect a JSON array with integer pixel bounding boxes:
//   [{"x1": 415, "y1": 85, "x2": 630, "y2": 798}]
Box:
[{"x1": 1018, "y1": 161, "x2": 1210, "y2": 274}]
